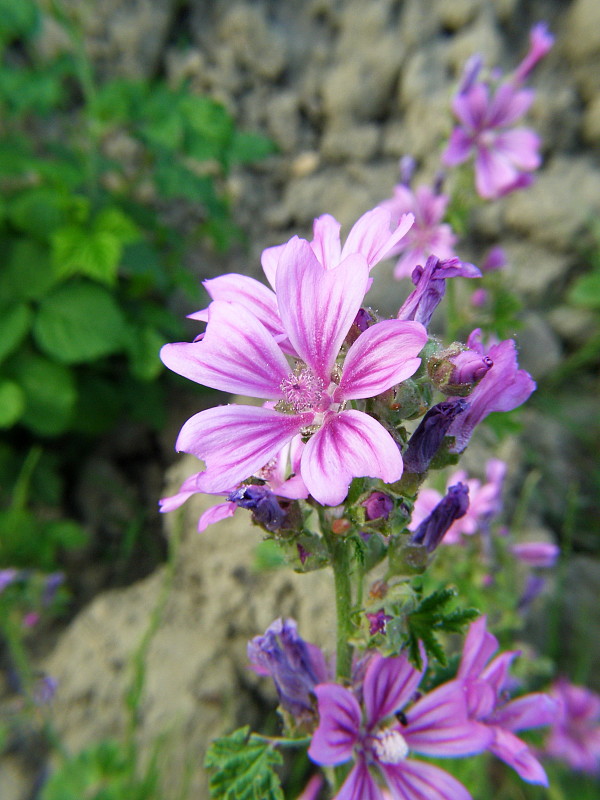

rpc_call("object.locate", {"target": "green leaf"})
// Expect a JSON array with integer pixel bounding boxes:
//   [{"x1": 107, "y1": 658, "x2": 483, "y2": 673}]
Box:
[
  {"x1": 569, "y1": 269, "x2": 600, "y2": 309},
  {"x1": 8, "y1": 188, "x2": 68, "y2": 239},
  {"x1": 154, "y1": 156, "x2": 219, "y2": 209},
  {"x1": 125, "y1": 324, "x2": 166, "y2": 381},
  {"x1": 0, "y1": 303, "x2": 32, "y2": 364},
  {"x1": 405, "y1": 587, "x2": 479, "y2": 669},
  {"x1": 0, "y1": 239, "x2": 59, "y2": 301},
  {"x1": 205, "y1": 727, "x2": 284, "y2": 800},
  {"x1": 10, "y1": 352, "x2": 76, "y2": 436},
  {"x1": 180, "y1": 96, "x2": 234, "y2": 162},
  {"x1": 44, "y1": 519, "x2": 88, "y2": 551},
  {"x1": 33, "y1": 281, "x2": 127, "y2": 364},
  {"x1": 0, "y1": 0, "x2": 39, "y2": 44},
  {"x1": 0, "y1": 380, "x2": 25, "y2": 428},
  {"x1": 95, "y1": 207, "x2": 139, "y2": 244},
  {"x1": 227, "y1": 130, "x2": 276, "y2": 166},
  {"x1": 52, "y1": 225, "x2": 122, "y2": 284}
]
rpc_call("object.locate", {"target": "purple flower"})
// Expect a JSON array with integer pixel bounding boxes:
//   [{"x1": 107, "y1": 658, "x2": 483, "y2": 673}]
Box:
[
  {"x1": 397, "y1": 256, "x2": 481, "y2": 329},
  {"x1": 363, "y1": 492, "x2": 394, "y2": 521},
  {"x1": 446, "y1": 329, "x2": 536, "y2": 453},
  {"x1": 308, "y1": 650, "x2": 491, "y2": 800},
  {"x1": 543, "y1": 678, "x2": 600, "y2": 774},
  {"x1": 410, "y1": 482, "x2": 470, "y2": 552},
  {"x1": 161, "y1": 237, "x2": 427, "y2": 506},
  {"x1": 409, "y1": 459, "x2": 506, "y2": 545},
  {"x1": 510, "y1": 541, "x2": 559, "y2": 568},
  {"x1": 442, "y1": 24, "x2": 553, "y2": 199},
  {"x1": 403, "y1": 399, "x2": 469, "y2": 474},
  {"x1": 248, "y1": 619, "x2": 328, "y2": 722},
  {"x1": 378, "y1": 180, "x2": 459, "y2": 281},
  {"x1": 458, "y1": 616, "x2": 558, "y2": 785}
]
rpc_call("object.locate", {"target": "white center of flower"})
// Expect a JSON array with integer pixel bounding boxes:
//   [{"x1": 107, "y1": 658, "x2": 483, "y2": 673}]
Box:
[
  {"x1": 280, "y1": 366, "x2": 326, "y2": 413},
  {"x1": 372, "y1": 729, "x2": 409, "y2": 764}
]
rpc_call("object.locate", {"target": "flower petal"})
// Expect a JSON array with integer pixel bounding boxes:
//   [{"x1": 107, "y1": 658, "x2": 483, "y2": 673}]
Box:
[
  {"x1": 338, "y1": 320, "x2": 427, "y2": 400},
  {"x1": 308, "y1": 684, "x2": 361, "y2": 766},
  {"x1": 311, "y1": 214, "x2": 342, "y2": 268},
  {"x1": 405, "y1": 680, "x2": 493, "y2": 757},
  {"x1": 341, "y1": 208, "x2": 414, "y2": 268},
  {"x1": 337, "y1": 760, "x2": 384, "y2": 800},
  {"x1": 487, "y1": 84, "x2": 534, "y2": 128},
  {"x1": 490, "y1": 693, "x2": 559, "y2": 732},
  {"x1": 301, "y1": 411, "x2": 403, "y2": 506},
  {"x1": 190, "y1": 274, "x2": 282, "y2": 337},
  {"x1": 458, "y1": 616, "x2": 498, "y2": 680},
  {"x1": 381, "y1": 759, "x2": 473, "y2": 800},
  {"x1": 475, "y1": 146, "x2": 519, "y2": 199},
  {"x1": 493, "y1": 128, "x2": 541, "y2": 170},
  {"x1": 275, "y1": 237, "x2": 370, "y2": 381},
  {"x1": 490, "y1": 728, "x2": 549, "y2": 785},
  {"x1": 442, "y1": 127, "x2": 474, "y2": 166},
  {"x1": 363, "y1": 652, "x2": 425, "y2": 729},
  {"x1": 198, "y1": 501, "x2": 237, "y2": 532},
  {"x1": 261, "y1": 243, "x2": 286, "y2": 289},
  {"x1": 175, "y1": 405, "x2": 308, "y2": 492},
  {"x1": 161, "y1": 301, "x2": 291, "y2": 399}
]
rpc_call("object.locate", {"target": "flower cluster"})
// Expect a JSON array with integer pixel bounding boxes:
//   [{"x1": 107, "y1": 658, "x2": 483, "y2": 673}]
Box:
[
  {"x1": 442, "y1": 23, "x2": 554, "y2": 199},
  {"x1": 250, "y1": 617, "x2": 557, "y2": 800}
]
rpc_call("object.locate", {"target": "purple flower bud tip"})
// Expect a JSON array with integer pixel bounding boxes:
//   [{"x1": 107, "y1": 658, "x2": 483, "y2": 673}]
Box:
[
  {"x1": 297, "y1": 543, "x2": 310, "y2": 564},
  {"x1": 228, "y1": 485, "x2": 286, "y2": 531},
  {"x1": 362, "y1": 492, "x2": 394, "y2": 521},
  {"x1": 366, "y1": 609, "x2": 393, "y2": 635},
  {"x1": 429, "y1": 346, "x2": 494, "y2": 396},
  {"x1": 399, "y1": 155, "x2": 416, "y2": 186}
]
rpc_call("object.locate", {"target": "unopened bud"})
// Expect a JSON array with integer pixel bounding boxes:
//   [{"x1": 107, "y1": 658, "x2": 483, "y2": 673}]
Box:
[{"x1": 428, "y1": 344, "x2": 493, "y2": 396}]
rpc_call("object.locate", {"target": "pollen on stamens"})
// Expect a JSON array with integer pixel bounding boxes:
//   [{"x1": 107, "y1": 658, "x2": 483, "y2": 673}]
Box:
[
  {"x1": 372, "y1": 729, "x2": 410, "y2": 764},
  {"x1": 279, "y1": 366, "x2": 325, "y2": 413}
]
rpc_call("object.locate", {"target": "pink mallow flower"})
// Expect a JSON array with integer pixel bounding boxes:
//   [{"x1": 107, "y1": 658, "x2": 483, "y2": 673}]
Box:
[
  {"x1": 442, "y1": 23, "x2": 554, "y2": 199},
  {"x1": 446, "y1": 329, "x2": 536, "y2": 453},
  {"x1": 379, "y1": 180, "x2": 459, "y2": 281},
  {"x1": 408, "y1": 459, "x2": 506, "y2": 545},
  {"x1": 458, "y1": 616, "x2": 558, "y2": 785},
  {"x1": 161, "y1": 237, "x2": 427, "y2": 506},
  {"x1": 543, "y1": 678, "x2": 600, "y2": 774},
  {"x1": 308, "y1": 650, "x2": 492, "y2": 800}
]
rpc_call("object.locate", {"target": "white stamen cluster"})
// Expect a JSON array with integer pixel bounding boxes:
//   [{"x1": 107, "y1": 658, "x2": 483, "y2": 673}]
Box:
[{"x1": 372, "y1": 729, "x2": 410, "y2": 764}]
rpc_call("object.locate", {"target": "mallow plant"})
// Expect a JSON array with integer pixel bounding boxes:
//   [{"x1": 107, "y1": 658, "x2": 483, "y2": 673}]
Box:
[{"x1": 116, "y1": 19, "x2": 600, "y2": 800}]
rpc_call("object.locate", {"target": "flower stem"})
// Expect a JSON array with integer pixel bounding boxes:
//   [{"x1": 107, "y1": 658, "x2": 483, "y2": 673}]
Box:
[{"x1": 322, "y1": 524, "x2": 354, "y2": 682}]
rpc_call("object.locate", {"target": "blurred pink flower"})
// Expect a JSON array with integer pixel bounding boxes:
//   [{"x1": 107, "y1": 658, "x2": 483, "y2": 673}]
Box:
[{"x1": 543, "y1": 679, "x2": 600, "y2": 774}]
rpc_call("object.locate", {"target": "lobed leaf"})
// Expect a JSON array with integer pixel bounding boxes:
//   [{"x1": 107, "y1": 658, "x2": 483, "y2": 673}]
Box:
[{"x1": 205, "y1": 727, "x2": 284, "y2": 800}]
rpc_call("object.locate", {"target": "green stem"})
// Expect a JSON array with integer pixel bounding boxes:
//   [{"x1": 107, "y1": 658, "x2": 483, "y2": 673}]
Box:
[
  {"x1": 322, "y1": 523, "x2": 354, "y2": 683},
  {"x1": 251, "y1": 735, "x2": 312, "y2": 748}
]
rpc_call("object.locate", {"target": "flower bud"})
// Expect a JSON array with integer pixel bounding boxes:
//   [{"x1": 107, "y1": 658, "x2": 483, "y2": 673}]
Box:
[
  {"x1": 362, "y1": 492, "x2": 394, "y2": 521},
  {"x1": 247, "y1": 619, "x2": 328, "y2": 721},
  {"x1": 427, "y1": 344, "x2": 493, "y2": 396},
  {"x1": 228, "y1": 485, "x2": 286, "y2": 531},
  {"x1": 410, "y1": 482, "x2": 470, "y2": 552}
]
